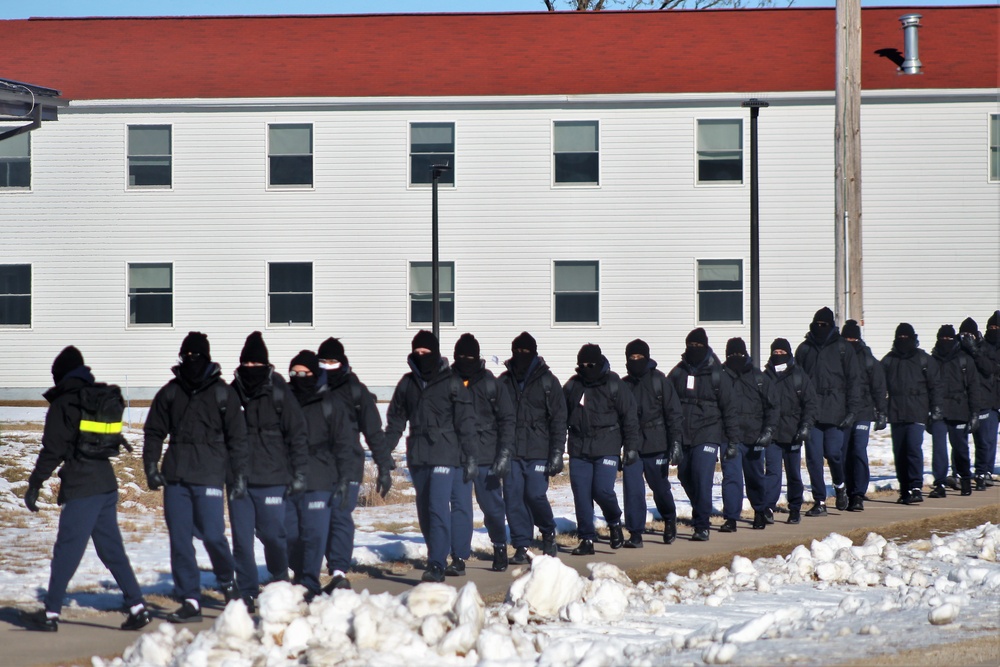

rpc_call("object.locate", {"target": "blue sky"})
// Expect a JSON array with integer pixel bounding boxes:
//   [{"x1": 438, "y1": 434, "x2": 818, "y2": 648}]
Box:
[{"x1": 0, "y1": 0, "x2": 981, "y2": 20}]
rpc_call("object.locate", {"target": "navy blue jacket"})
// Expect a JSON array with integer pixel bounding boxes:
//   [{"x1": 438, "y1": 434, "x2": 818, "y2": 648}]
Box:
[
  {"x1": 622, "y1": 360, "x2": 684, "y2": 455},
  {"x1": 667, "y1": 351, "x2": 741, "y2": 447},
  {"x1": 722, "y1": 359, "x2": 780, "y2": 444},
  {"x1": 764, "y1": 358, "x2": 819, "y2": 443},
  {"x1": 794, "y1": 328, "x2": 863, "y2": 426},
  {"x1": 881, "y1": 347, "x2": 943, "y2": 424},
  {"x1": 564, "y1": 361, "x2": 641, "y2": 459},
  {"x1": 291, "y1": 384, "x2": 354, "y2": 492},
  {"x1": 232, "y1": 369, "x2": 309, "y2": 487},
  {"x1": 499, "y1": 356, "x2": 568, "y2": 461},
  {"x1": 461, "y1": 362, "x2": 516, "y2": 464}
]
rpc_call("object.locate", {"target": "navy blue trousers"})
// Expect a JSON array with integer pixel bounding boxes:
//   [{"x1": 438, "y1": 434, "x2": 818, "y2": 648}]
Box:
[
  {"x1": 164, "y1": 482, "x2": 235, "y2": 602},
  {"x1": 842, "y1": 421, "x2": 872, "y2": 498},
  {"x1": 504, "y1": 458, "x2": 556, "y2": 548},
  {"x1": 931, "y1": 419, "x2": 971, "y2": 484},
  {"x1": 449, "y1": 470, "x2": 474, "y2": 561},
  {"x1": 973, "y1": 409, "x2": 999, "y2": 476},
  {"x1": 45, "y1": 491, "x2": 143, "y2": 614},
  {"x1": 764, "y1": 442, "x2": 804, "y2": 512},
  {"x1": 891, "y1": 422, "x2": 926, "y2": 493},
  {"x1": 806, "y1": 424, "x2": 845, "y2": 503},
  {"x1": 569, "y1": 455, "x2": 622, "y2": 541},
  {"x1": 677, "y1": 443, "x2": 719, "y2": 532},
  {"x1": 410, "y1": 465, "x2": 458, "y2": 570},
  {"x1": 228, "y1": 485, "x2": 288, "y2": 597},
  {"x1": 286, "y1": 490, "x2": 332, "y2": 595},
  {"x1": 622, "y1": 452, "x2": 676, "y2": 533},
  {"x1": 325, "y1": 481, "x2": 360, "y2": 575},
  {"x1": 720, "y1": 443, "x2": 767, "y2": 518},
  {"x1": 473, "y1": 464, "x2": 508, "y2": 545}
]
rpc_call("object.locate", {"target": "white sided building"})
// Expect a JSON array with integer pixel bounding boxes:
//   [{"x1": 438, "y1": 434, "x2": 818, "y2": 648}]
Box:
[{"x1": 0, "y1": 7, "x2": 997, "y2": 399}]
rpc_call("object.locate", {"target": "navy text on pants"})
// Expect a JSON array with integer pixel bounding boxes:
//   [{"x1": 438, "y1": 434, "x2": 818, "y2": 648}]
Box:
[
  {"x1": 286, "y1": 490, "x2": 332, "y2": 595},
  {"x1": 623, "y1": 452, "x2": 676, "y2": 533},
  {"x1": 806, "y1": 424, "x2": 845, "y2": 503},
  {"x1": 410, "y1": 464, "x2": 458, "y2": 570},
  {"x1": 325, "y1": 481, "x2": 360, "y2": 575},
  {"x1": 164, "y1": 482, "x2": 235, "y2": 602},
  {"x1": 504, "y1": 458, "x2": 556, "y2": 548},
  {"x1": 228, "y1": 484, "x2": 288, "y2": 596}
]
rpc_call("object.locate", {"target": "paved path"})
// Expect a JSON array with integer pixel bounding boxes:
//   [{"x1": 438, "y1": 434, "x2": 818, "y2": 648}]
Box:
[{"x1": 3, "y1": 488, "x2": 998, "y2": 667}]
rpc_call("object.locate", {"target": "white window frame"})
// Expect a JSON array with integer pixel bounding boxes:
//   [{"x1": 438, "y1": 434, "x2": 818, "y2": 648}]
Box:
[
  {"x1": 0, "y1": 263, "x2": 32, "y2": 328},
  {"x1": 408, "y1": 260, "x2": 456, "y2": 328},
  {"x1": 695, "y1": 118, "x2": 744, "y2": 186},
  {"x1": 126, "y1": 262, "x2": 174, "y2": 329},
  {"x1": 552, "y1": 120, "x2": 600, "y2": 188},
  {"x1": 267, "y1": 123, "x2": 314, "y2": 190},
  {"x1": 126, "y1": 124, "x2": 172, "y2": 190},
  {"x1": 989, "y1": 113, "x2": 1000, "y2": 183},
  {"x1": 695, "y1": 258, "x2": 745, "y2": 325},
  {"x1": 0, "y1": 128, "x2": 31, "y2": 191},
  {"x1": 408, "y1": 121, "x2": 456, "y2": 188},
  {"x1": 266, "y1": 261, "x2": 314, "y2": 328},
  {"x1": 552, "y1": 260, "x2": 600, "y2": 327}
]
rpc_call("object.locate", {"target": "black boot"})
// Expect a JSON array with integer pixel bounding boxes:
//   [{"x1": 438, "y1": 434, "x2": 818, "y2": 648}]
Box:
[
  {"x1": 908, "y1": 488, "x2": 924, "y2": 503},
  {"x1": 445, "y1": 557, "x2": 466, "y2": 577},
  {"x1": 541, "y1": 532, "x2": 558, "y2": 557},
  {"x1": 787, "y1": 508, "x2": 801, "y2": 524},
  {"x1": 219, "y1": 580, "x2": 239, "y2": 603},
  {"x1": 835, "y1": 486, "x2": 849, "y2": 511},
  {"x1": 623, "y1": 531, "x2": 643, "y2": 548},
  {"x1": 752, "y1": 511, "x2": 766, "y2": 530},
  {"x1": 663, "y1": 518, "x2": 677, "y2": 545},
  {"x1": 719, "y1": 518, "x2": 737, "y2": 533},
  {"x1": 609, "y1": 524, "x2": 625, "y2": 549},
  {"x1": 691, "y1": 529, "x2": 710, "y2": 542},
  {"x1": 21, "y1": 609, "x2": 58, "y2": 632},
  {"x1": 764, "y1": 508, "x2": 774, "y2": 525},
  {"x1": 805, "y1": 502, "x2": 827, "y2": 517},
  {"x1": 421, "y1": 564, "x2": 446, "y2": 583},
  {"x1": 167, "y1": 601, "x2": 201, "y2": 624},
  {"x1": 960, "y1": 477, "x2": 973, "y2": 496},
  {"x1": 492, "y1": 544, "x2": 509, "y2": 572},
  {"x1": 976, "y1": 475, "x2": 987, "y2": 491},
  {"x1": 928, "y1": 484, "x2": 946, "y2": 499},
  {"x1": 945, "y1": 475, "x2": 960, "y2": 490},
  {"x1": 571, "y1": 539, "x2": 595, "y2": 556},
  {"x1": 510, "y1": 546, "x2": 530, "y2": 565},
  {"x1": 847, "y1": 495, "x2": 864, "y2": 512},
  {"x1": 121, "y1": 606, "x2": 152, "y2": 631}
]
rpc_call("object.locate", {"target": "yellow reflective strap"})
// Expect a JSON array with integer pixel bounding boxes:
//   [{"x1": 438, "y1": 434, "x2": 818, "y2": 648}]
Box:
[{"x1": 79, "y1": 420, "x2": 123, "y2": 435}]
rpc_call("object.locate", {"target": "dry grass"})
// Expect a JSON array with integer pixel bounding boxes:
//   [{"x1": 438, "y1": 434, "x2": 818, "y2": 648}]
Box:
[{"x1": 356, "y1": 462, "x2": 413, "y2": 508}]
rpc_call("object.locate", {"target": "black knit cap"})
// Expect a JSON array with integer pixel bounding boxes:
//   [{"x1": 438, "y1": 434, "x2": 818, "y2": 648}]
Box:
[
  {"x1": 895, "y1": 322, "x2": 916, "y2": 339},
  {"x1": 959, "y1": 317, "x2": 978, "y2": 335},
  {"x1": 813, "y1": 307, "x2": 835, "y2": 326},
  {"x1": 937, "y1": 324, "x2": 956, "y2": 340},
  {"x1": 625, "y1": 338, "x2": 650, "y2": 359},
  {"x1": 180, "y1": 331, "x2": 211, "y2": 360},
  {"x1": 454, "y1": 333, "x2": 480, "y2": 359},
  {"x1": 240, "y1": 331, "x2": 269, "y2": 365},
  {"x1": 289, "y1": 349, "x2": 320, "y2": 377},
  {"x1": 989, "y1": 311, "x2": 1000, "y2": 328},
  {"x1": 512, "y1": 331, "x2": 537, "y2": 354},
  {"x1": 686, "y1": 328, "x2": 709, "y2": 347},
  {"x1": 577, "y1": 343, "x2": 602, "y2": 365},
  {"x1": 842, "y1": 319, "x2": 862, "y2": 340},
  {"x1": 412, "y1": 329, "x2": 440, "y2": 355},
  {"x1": 770, "y1": 338, "x2": 792, "y2": 355},
  {"x1": 725, "y1": 337, "x2": 748, "y2": 358},
  {"x1": 317, "y1": 337, "x2": 347, "y2": 364},
  {"x1": 51, "y1": 345, "x2": 84, "y2": 384}
]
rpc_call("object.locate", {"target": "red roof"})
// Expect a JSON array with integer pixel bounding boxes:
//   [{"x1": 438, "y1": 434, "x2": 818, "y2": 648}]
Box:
[{"x1": 0, "y1": 8, "x2": 995, "y2": 101}]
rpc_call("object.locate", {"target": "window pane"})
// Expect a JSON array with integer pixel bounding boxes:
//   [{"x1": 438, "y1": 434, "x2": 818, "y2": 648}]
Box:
[
  {"x1": 129, "y1": 263, "x2": 171, "y2": 291},
  {"x1": 697, "y1": 260, "x2": 741, "y2": 286},
  {"x1": 698, "y1": 259, "x2": 742, "y2": 323},
  {"x1": 269, "y1": 156, "x2": 313, "y2": 186},
  {"x1": 410, "y1": 294, "x2": 455, "y2": 324},
  {"x1": 555, "y1": 293, "x2": 599, "y2": 324},
  {"x1": 269, "y1": 262, "x2": 312, "y2": 293},
  {"x1": 410, "y1": 262, "x2": 454, "y2": 292},
  {"x1": 554, "y1": 261, "x2": 598, "y2": 292},
  {"x1": 130, "y1": 294, "x2": 172, "y2": 325},
  {"x1": 129, "y1": 157, "x2": 172, "y2": 187},
  {"x1": 0, "y1": 296, "x2": 30, "y2": 325},
  {"x1": 0, "y1": 264, "x2": 30, "y2": 326},
  {"x1": 269, "y1": 125, "x2": 312, "y2": 155},
  {"x1": 991, "y1": 115, "x2": 1000, "y2": 181},
  {"x1": 270, "y1": 293, "x2": 313, "y2": 325},
  {"x1": 698, "y1": 120, "x2": 741, "y2": 151},
  {"x1": 0, "y1": 264, "x2": 31, "y2": 295},
  {"x1": 698, "y1": 155, "x2": 742, "y2": 182},
  {"x1": 1, "y1": 160, "x2": 30, "y2": 187},
  {"x1": 129, "y1": 126, "x2": 170, "y2": 155},
  {"x1": 699, "y1": 292, "x2": 742, "y2": 323},
  {"x1": 411, "y1": 123, "x2": 454, "y2": 152},
  {"x1": 554, "y1": 121, "x2": 598, "y2": 152},
  {"x1": 0, "y1": 132, "x2": 29, "y2": 158},
  {"x1": 411, "y1": 154, "x2": 455, "y2": 184},
  {"x1": 554, "y1": 153, "x2": 599, "y2": 184}
]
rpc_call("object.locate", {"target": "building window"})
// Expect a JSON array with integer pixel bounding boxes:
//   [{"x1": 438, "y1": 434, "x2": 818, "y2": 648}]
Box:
[
  {"x1": 554, "y1": 261, "x2": 599, "y2": 324},
  {"x1": 128, "y1": 125, "x2": 171, "y2": 188},
  {"x1": 128, "y1": 263, "x2": 173, "y2": 326},
  {"x1": 268, "y1": 262, "x2": 313, "y2": 325},
  {"x1": 990, "y1": 114, "x2": 1000, "y2": 182},
  {"x1": 697, "y1": 119, "x2": 743, "y2": 183},
  {"x1": 697, "y1": 259, "x2": 743, "y2": 323},
  {"x1": 410, "y1": 123, "x2": 454, "y2": 185},
  {"x1": 553, "y1": 121, "x2": 599, "y2": 185},
  {"x1": 409, "y1": 261, "x2": 454, "y2": 325},
  {"x1": 268, "y1": 124, "x2": 313, "y2": 187},
  {"x1": 0, "y1": 132, "x2": 30, "y2": 188},
  {"x1": 0, "y1": 264, "x2": 30, "y2": 326}
]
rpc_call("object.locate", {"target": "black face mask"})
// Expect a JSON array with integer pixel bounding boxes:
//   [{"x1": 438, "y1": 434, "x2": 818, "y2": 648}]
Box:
[
  {"x1": 986, "y1": 329, "x2": 999, "y2": 345},
  {"x1": 577, "y1": 363, "x2": 604, "y2": 384},
  {"x1": 626, "y1": 357, "x2": 649, "y2": 378},
  {"x1": 684, "y1": 346, "x2": 708, "y2": 367},
  {"x1": 179, "y1": 355, "x2": 210, "y2": 385},
  {"x1": 935, "y1": 339, "x2": 959, "y2": 356},
  {"x1": 289, "y1": 375, "x2": 318, "y2": 397},
  {"x1": 810, "y1": 322, "x2": 833, "y2": 343},
  {"x1": 769, "y1": 353, "x2": 791, "y2": 370},
  {"x1": 848, "y1": 340, "x2": 864, "y2": 352},
  {"x1": 894, "y1": 337, "x2": 917, "y2": 356},
  {"x1": 725, "y1": 354, "x2": 749, "y2": 373},
  {"x1": 410, "y1": 352, "x2": 440, "y2": 379},
  {"x1": 453, "y1": 357, "x2": 480, "y2": 379},
  {"x1": 510, "y1": 351, "x2": 535, "y2": 380},
  {"x1": 238, "y1": 364, "x2": 270, "y2": 393}
]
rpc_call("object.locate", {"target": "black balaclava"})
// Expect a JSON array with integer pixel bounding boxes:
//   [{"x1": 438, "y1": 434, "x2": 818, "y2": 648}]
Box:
[
  {"x1": 986, "y1": 311, "x2": 1000, "y2": 345},
  {"x1": 934, "y1": 324, "x2": 959, "y2": 356},
  {"x1": 769, "y1": 338, "x2": 792, "y2": 370},
  {"x1": 842, "y1": 319, "x2": 864, "y2": 351},
  {"x1": 510, "y1": 331, "x2": 538, "y2": 380},
  {"x1": 289, "y1": 349, "x2": 321, "y2": 398},
  {"x1": 809, "y1": 307, "x2": 836, "y2": 344},
  {"x1": 625, "y1": 338, "x2": 651, "y2": 379},
  {"x1": 893, "y1": 322, "x2": 918, "y2": 357},
  {"x1": 51, "y1": 345, "x2": 85, "y2": 385},
  {"x1": 409, "y1": 329, "x2": 441, "y2": 379},
  {"x1": 178, "y1": 331, "x2": 211, "y2": 385},
  {"x1": 576, "y1": 343, "x2": 604, "y2": 384},
  {"x1": 725, "y1": 337, "x2": 751, "y2": 373},
  {"x1": 683, "y1": 328, "x2": 710, "y2": 367},
  {"x1": 453, "y1": 333, "x2": 481, "y2": 380},
  {"x1": 237, "y1": 331, "x2": 271, "y2": 393},
  {"x1": 317, "y1": 337, "x2": 349, "y2": 384}
]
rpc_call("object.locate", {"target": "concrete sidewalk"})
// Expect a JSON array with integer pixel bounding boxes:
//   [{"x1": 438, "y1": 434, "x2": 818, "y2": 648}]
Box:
[{"x1": 3, "y1": 488, "x2": 998, "y2": 667}]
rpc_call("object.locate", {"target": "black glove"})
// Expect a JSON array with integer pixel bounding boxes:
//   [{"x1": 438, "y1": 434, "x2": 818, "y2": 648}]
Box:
[
  {"x1": 463, "y1": 457, "x2": 477, "y2": 484},
  {"x1": 929, "y1": 406, "x2": 944, "y2": 423},
  {"x1": 838, "y1": 413, "x2": 855, "y2": 430},
  {"x1": 489, "y1": 448, "x2": 512, "y2": 479},
  {"x1": 668, "y1": 441, "x2": 683, "y2": 466},
  {"x1": 289, "y1": 470, "x2": 307, "y2": 495},
  {"x1": 545, "y1": 450, "x2": 564, "y2": 477},
  {"x1": 875, "y1": 412, "x2": 887, "y2": 431},
  {"x1": 968, "y1": 412, "x2": 980, "y2": 433},
  {"x1": 228, "y1": 474, "x2": 247, "y2": 502},
  {"x1": 722, "y1": 443, "x2": 738, "y2": 461},
  {"x1": 375, "y1": 466, "x2": 393, "y2": 498},
  {"x1": 622, "y1": 449, "x2": 639, "y2": 469},
  {"x1": 332, "y1": 478, "x2": 350, "y2": 510},
  {"x1": 754, "y1": 427, "x2": 774, "y2": 447},
  {"x1": 144, "y1": 461, "x2": 166, "y2": 491},
  {"x1": 24, "y1": 482, "x2": 41, "y2": 513},
  {"x1": 794, "y1": 424, "x2": 811, "y2": 445},
  {"x1": 959, "y1": 333, "x2": 979, "y2": 355}
]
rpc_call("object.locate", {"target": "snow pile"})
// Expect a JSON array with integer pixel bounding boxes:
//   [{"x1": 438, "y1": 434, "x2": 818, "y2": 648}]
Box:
[{"x1": 94, "y1": 523, "x2": 1000, "y2": 667}]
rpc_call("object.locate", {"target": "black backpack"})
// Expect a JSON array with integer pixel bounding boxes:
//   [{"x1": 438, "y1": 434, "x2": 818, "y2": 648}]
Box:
[{"x1": 76, "y1": 384, "x2": 133, "y2": 459}]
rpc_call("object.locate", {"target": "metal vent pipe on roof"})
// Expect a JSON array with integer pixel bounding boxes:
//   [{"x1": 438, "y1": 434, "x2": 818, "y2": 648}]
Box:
[{"x1": 899, "y1": 14, "x2": 923, "y2": 74}]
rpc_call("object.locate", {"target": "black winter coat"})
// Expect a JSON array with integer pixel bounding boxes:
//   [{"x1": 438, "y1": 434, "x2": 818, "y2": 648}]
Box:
[
  {"x1": 764, "y1": 359, "x2": 819, "y2": 444},
  {"x1": 881, "y1": 348, "x2": 943, "y2": 424},
  {"x1": 29, "y1": 367, "x2": 117, "y2": 504},
  {"x1": 564, "y1": 362, "x2": 641, "y2": 459},
  {"x1": 931, "y1": 343, "x2": 983, "y2": 422},
  {"x1": 461, "y1": 363, "x2": 516, "y2": 464},
  {"x1": 385, "y1": 358, "x2": 477, "y2": 467},
  {"x1": 143, "y1": 362, "x2": 249, "y2": 487},
  {"x1": 850, "y1": 342, "x2": 888, "y2": 423},
  {"x1": 622, "y1": 360, "x2": 684, "y2": 455},
  {"x1": 292, "y1": 385, "x2": 354, "y2": 492},
  {"x1": 327, "y1": 368, "x2": 393, "y2": 483},
  {"x1": 667, "y1": 351, "x2": 741, "y2": 447},
  {"x1": 722, "y1": 360, "x2": 780, "y2": 444},
  {"x1": 232, "y1": 369, "x2": 309, "y2": 487},
  {"x1": 499, "y1": 356, "x2": 568, "y2": 461},
  {"x1": 976, "y1": 337, "x2": 1000, "y2": 410},
  {"x1": 794, "y1": 329, "x2": 863, "y2": 426}
]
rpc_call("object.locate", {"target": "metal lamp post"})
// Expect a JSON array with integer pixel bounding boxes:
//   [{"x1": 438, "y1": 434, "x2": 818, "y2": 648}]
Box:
[
  {"x1": 741, "y1": 99, "x2": 768, "y2": 366},
  {"x1": 430, "y1": 163, "x2": 451, "y2": 339}
]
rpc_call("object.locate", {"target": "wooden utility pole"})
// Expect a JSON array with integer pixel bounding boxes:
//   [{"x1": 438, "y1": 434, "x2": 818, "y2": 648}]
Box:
[{"x1": 835, "y1": 0, "x2": 863, "y2": 325}]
